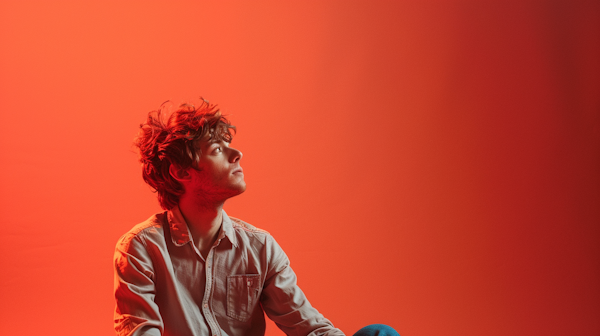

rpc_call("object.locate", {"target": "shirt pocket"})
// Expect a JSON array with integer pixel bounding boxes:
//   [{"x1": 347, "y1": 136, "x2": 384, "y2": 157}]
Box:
[{"x1": 226, "y1": 274, "x2": 261, "y2": 322}]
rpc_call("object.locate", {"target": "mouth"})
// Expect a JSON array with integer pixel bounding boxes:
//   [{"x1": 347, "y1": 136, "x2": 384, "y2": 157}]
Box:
[{"x1": 232, "y1": 167, "x2": 244, "y2": 175}]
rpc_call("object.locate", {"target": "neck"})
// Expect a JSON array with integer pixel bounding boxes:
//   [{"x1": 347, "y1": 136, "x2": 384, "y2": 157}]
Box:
[{"x1": 177, "y1": 194, "x2": 225, "y2": 256}]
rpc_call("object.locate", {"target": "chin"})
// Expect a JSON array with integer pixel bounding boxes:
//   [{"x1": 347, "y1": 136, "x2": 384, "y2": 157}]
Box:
[{"x1": 229, "y1": 182, "x2": 247, "y2": 197}]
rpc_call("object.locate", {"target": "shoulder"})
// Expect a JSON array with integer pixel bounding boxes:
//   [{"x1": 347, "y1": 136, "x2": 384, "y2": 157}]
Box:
[
  {"x1": 228, "y1": 216, "x2": 275, "y2": 246},
  {"x1": 229, "y1": 216, "x2": 271, "y2": 235},
  {"x1": 225, "y1": 215, "x2": 289, "y2": 268},
  {"x1": 116, "y1": 212, "x2": 167, "y2": 251}
]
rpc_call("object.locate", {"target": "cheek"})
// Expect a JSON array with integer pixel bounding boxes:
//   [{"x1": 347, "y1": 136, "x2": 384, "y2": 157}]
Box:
[
  {"x1": 221, "y1": 169, "x2": 235, "y2": 183},
  {"x1": 213, "y1": 166, "x2": 231, "y2": 182}
]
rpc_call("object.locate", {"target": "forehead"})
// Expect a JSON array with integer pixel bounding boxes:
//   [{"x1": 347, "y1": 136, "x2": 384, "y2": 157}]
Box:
[{"x1": 196, "y1": 129, "x2": 229, "y2": 149}]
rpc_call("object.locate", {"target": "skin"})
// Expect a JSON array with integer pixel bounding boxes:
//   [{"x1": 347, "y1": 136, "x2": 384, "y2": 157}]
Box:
[{"x1": 169, "y1": 133, "x2": 246, "y2": 258}]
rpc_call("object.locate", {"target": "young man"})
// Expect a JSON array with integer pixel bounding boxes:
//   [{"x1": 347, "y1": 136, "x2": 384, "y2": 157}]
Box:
[{"x1": 114, "y1": 99, "x2": 399, "y2": 336}]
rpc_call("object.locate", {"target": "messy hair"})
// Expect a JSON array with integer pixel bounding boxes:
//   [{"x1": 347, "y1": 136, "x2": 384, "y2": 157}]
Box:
[{"x1": 134, "y1": 99, "x2": 235, "y2": 210}]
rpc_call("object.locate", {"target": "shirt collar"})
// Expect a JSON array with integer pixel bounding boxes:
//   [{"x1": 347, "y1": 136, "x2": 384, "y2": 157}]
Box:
[{"x1": 167, "y1": 205, "x2": 238, "y2": 248}]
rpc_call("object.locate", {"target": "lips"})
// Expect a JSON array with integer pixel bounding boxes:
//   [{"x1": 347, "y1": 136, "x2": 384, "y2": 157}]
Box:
[{"x1": 232, "y1": 167, "x2": 243, "y2": 174}]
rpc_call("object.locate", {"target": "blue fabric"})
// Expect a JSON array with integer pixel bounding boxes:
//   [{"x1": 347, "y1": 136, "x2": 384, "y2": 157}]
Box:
[{"x1": 353, "y1": 324, "x2": 400, "y2": 336}]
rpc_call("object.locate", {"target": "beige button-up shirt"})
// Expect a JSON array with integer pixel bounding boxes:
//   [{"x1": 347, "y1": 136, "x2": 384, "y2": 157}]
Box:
[{"x1": 114, "y1": 207, "x2": 344, "y2": 336}]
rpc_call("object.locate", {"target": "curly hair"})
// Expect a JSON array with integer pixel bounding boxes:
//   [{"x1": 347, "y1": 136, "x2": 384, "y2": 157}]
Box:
[{"x1": 134, "y1": 99, "x2": 236, "y2": 210}]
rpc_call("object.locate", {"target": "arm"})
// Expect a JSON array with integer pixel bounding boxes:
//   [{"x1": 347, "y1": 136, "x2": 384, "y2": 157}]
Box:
[
  {"x1": 113, "y1": 232, "x2": 163, "y2": 336},
  {"x1": 260, "y1": 236, "x2": 345, "y2": 336}
]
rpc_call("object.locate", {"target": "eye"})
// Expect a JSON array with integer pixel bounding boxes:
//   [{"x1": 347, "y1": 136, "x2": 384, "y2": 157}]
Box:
[{"x1": 213, "y1": 147, "x2": 222, "y2": 154}]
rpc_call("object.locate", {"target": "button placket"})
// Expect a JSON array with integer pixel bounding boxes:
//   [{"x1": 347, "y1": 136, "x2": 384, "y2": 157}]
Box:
[{"x1": 202, "y1": 248, "x2": 220, "y2": 336}]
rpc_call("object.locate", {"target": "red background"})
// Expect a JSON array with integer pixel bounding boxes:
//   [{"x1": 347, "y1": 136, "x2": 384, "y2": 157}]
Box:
[{"x1": 0, "y1": 1, "x2": 599, "y2": 335}]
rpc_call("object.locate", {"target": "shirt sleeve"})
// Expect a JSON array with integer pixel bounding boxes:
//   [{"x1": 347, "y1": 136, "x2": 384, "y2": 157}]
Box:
[
  {"x1": 113, "y1": 231, "x2": 163, "y2": 336},
  {"x1": 260, "y1": 235, "x2": 345, "y2": 336}
]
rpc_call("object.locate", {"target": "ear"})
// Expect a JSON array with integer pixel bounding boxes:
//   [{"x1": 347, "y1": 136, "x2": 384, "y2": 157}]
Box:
[{"x1": 169, "y1": 164, "x2": 192, "y2": 182}]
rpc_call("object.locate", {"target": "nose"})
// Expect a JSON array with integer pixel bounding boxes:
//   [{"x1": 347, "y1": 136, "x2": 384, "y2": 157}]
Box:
[{"x1": 229, "y1": 147, "x2": 243, "y2": 163}]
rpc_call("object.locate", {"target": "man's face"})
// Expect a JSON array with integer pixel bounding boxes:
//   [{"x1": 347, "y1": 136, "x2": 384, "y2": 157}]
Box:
[{"x1": 188, "y1": 134, "x2": 246, "y2": 202}]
